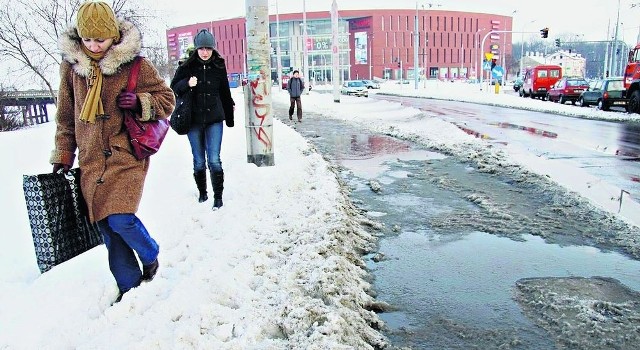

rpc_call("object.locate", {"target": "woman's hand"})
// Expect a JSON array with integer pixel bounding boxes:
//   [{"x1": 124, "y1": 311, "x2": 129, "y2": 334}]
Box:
[{"x1": 188, "y1": 76, "x2": 198, "y2": 87}]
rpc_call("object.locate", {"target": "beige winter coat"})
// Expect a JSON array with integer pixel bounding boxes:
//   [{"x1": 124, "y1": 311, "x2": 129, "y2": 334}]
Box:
[{"x1": 50, "y1": 19, "x2": 175, "y2": 223}]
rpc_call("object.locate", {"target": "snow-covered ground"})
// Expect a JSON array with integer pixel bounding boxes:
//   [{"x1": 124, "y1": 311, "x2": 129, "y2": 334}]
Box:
[{"x1": 0, "y1": 80, "x2": 638, "y2": 349}]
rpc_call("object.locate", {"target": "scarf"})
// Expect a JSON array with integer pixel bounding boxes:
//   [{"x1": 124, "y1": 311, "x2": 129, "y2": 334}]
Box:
[{"x1": 78, "y1": 46, "x2": 107, "y2": 123}]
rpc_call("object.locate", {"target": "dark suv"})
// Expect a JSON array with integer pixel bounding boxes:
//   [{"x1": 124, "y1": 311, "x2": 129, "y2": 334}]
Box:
[
  {"x1": 577, "y1": 77, "x2": 627, "y2": 111},
  {"x1": 546, "y1": 77, "x2": 589, "y2": 104}
]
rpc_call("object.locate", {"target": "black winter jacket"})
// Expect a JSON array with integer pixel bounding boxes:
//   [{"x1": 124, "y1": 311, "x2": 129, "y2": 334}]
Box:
[{"x1": 170, "y1": 51, "x2": 234, "y2": 127}]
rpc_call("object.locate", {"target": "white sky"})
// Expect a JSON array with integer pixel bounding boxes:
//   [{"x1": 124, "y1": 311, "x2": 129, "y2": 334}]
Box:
[
  {"x1": 151, "y1": 0, "x2": 640, "y2": 45},
  {"x1": 1, "y1": 82, "x2": 639, "y2": 347}
]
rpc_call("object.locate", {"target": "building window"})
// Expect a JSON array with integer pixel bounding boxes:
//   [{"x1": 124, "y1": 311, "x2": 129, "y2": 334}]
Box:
[
  {"x1": 389, "y1": 15, "x2": 393, "y2": 30},
  {"x1": 381, "y1": 16, "x2": 385, "y2": 31},
  {"x1": 397, "y1": 16, "x2": 401, "y2": 31},
  {"x1": 450, "y1": 17, "x2": 453, "y2": 31}
]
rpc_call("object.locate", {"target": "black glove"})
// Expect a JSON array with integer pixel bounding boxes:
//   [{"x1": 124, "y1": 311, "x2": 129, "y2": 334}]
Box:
[
  {"x1": 116, "y1": 92, "x2": 140, "y2": 111},
  {"x1": 225, "y1": 119, "x2": 234, "y2": 128},
  {"x1": 52, "y1": 163, "x2": 70, "y2": 174}
]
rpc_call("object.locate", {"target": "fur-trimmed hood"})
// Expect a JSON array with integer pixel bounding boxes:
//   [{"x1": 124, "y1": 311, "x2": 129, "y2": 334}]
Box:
[{"x1": 58, "y1": 18, "x2": 141, "y2": 77}]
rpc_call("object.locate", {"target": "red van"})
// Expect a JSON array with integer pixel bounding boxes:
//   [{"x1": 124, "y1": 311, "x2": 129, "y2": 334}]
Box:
[{"x1": 520, "y1": 65, "x2": 562, "y2": 99}]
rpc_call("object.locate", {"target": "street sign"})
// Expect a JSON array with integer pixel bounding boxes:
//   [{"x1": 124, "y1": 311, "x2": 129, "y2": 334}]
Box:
[
  {"x1": 484, "y1": 52, "x2": 493, "y2": 61},
  {"x1": 492, "y1": 65, "x2": 505, "y2": 79},
  {"x1": 483, "y1": 61, "x2": 491, "y2": 71}
]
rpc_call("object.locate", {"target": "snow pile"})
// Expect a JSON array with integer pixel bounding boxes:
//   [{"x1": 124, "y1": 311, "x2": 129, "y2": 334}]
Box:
[{"x1": 0, "y1": 91, "x2": 385, "y2": 349}]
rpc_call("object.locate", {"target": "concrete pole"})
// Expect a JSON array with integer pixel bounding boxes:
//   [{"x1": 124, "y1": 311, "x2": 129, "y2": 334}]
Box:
[
  {"x1": 302, "y1": 0, "x2": 310, "y2": 95},
  {"x1": 275, "y1": 0, "x2": 282, "y2": 90},
  {"x1": 331, "y1": 0, "x2": 340, "y2": 102},
  {"x1": 414, "y1": 2, "x2": 419, "y2": 89},
  {"x1": 613, "y1": 0, "x2": 621, "y2": 75},
  {"x1": 244, "y1": 0, "x2": 274, "y2": 167}
]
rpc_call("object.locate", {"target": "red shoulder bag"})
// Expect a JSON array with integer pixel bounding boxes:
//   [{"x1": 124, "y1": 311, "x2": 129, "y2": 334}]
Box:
[{"x1": 123, "y1": 56, "x2": 170, "y2": 160}]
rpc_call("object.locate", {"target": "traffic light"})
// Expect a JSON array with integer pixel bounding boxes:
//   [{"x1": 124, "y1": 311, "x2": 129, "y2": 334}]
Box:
[
  {"x1": 554, "y1": 38, "x2": 561, "y2": 47},
  {"x1": 491, "y1": 58, "x2": 497, "y2": 70},
  {"x1": 540, "y1": 27, "x2": 549, "y2": 38}
]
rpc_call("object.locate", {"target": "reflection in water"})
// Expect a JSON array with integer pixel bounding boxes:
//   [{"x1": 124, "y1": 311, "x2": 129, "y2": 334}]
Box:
[
  {"x1": 346, "y1": 134, "x2": 411, "y2": 159},
  {"x1": 617, "y1": 122, "x2": 640, "y2": 158}
]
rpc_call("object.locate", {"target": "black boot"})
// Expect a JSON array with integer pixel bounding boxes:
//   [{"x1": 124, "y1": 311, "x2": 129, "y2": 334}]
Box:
[
  {"x1": 212, "y1": 170, "x2": 224, "y2": 209},
  {"x1": 194, "y1": 170, "x2": 208, "y2": 203}
]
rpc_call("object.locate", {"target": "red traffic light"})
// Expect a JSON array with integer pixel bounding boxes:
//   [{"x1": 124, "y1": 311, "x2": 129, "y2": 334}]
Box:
[{"x1": 540, "y1": 27, "x2": 549, "y2": 38}]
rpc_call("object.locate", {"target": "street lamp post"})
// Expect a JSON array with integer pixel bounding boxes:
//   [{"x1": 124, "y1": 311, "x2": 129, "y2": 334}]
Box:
[
  {"x1": 414, "y1": 2, "x2": 419, "y2": 89},
  {"x1": 519, "y1": 19, "x2": 536, "y2": 75},
  {"x1": 275, "y1": 0, "x2": 282, "y2": 90},
  {"x1": 302, "y1": 0, "x2": 309, "y2": 95},
  {"x1": 474, "y1": 27, "x2": 485, "y2": 82}
]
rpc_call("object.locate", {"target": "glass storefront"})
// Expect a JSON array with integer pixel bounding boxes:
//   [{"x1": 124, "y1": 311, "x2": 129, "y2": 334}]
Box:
[{"x1": 270, "y1": 19, "x2": 351, "y2": 83}]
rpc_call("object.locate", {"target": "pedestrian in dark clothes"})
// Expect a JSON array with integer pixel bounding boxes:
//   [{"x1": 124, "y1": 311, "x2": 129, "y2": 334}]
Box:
[{"x1": 287, "y1": 70, "x2": 304, "y2": 122}]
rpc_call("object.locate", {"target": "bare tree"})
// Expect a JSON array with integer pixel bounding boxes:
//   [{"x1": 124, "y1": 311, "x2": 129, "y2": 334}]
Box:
[
  {"x1": 0, "y1": 0, "x2": 80, "y2": 97},
  {"x1": 0, "y1": 0, "x2": 168, "y2": 100}
]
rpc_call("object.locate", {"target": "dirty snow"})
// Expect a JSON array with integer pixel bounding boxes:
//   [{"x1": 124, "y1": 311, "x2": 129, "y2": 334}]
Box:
[{"x1": 1, "y1": 79, "x2": 639, "y2": 349}]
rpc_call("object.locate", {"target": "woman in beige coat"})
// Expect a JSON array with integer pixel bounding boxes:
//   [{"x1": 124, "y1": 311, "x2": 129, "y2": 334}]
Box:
[{"x1": 49, "y1": 1, "x2": 175, "y2": 302}]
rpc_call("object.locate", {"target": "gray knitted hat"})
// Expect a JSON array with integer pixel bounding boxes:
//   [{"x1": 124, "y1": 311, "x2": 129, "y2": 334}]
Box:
[{"x1": 194, "y1": 29, "x2": 215, "y2": 49}]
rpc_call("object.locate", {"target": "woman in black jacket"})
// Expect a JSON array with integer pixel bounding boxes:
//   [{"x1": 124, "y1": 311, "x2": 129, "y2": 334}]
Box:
[{"x1": 171, "y1": 29, "x2": 234, "y2": 209}]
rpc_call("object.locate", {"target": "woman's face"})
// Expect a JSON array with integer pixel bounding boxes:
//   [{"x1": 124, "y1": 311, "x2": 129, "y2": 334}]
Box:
[
  {"x1": 198, "y1": 47, "x2": 213, "y2": 61},
  {"x1": 81, "y1": 38, "x2": 114, "y2": 54}
]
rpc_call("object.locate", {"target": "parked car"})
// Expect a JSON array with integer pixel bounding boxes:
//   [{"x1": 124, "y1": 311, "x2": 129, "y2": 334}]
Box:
[
  {"x1": 577, "y1": 77, "x2": 628, "y2": 111},
  {"x1": 361, "y1": 80, "x2": 380, "y2": 89},
  {"x1": 281, "y1": 75, "x2": 290, "y2": 89},
  {"x1": 520, "y1": 64, "x2": 563, "y2": 99},
  {"x1": 546, "y1": 77, "x2": 590, "y2": 104},
  {"x1": 513, "y1": 76, "x2": 524, "y2": 92},
  {"x1": 341, "y1": 80, "x2": 369, "y2": 97}
]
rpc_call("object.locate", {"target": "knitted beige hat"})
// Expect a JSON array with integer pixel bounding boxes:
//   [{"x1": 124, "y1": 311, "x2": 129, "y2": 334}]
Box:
[{"x1": 76, "y1": 1, "x2": 120, "y2": 41}]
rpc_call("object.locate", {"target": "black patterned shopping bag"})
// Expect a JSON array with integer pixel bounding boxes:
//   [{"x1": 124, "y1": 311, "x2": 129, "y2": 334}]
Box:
[{"x1": 22, "y1": 168, "x2": 103, "y2": 273}]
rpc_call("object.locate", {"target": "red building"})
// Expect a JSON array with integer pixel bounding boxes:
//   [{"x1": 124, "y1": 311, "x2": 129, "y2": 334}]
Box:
[{"x1": 166, "y1": 9, "x2": 512, "y2": 83}]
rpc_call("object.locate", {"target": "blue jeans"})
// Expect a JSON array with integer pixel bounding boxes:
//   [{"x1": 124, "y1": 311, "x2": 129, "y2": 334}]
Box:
[
  {"x1": 187, "y1": 122, "x2": 223, "y2": 172},
  {"x1": 97, "y1": 214, "x2": 159, "y2": 292}
]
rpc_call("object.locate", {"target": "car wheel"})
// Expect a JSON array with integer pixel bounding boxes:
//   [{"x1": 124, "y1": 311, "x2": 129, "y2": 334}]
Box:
[
  {"x1": 545, "y1": 93, "x2": 551, "y2": 101},
  {"x1": 598, "y1": 100, "x2": 609, "y2": 111},
  {"x1": 559, "y1": 95, "x2": 566, "y2": 104},
  {"x1": 578, "y1": 97, "x2": 586, "y2": 107},
  {"x1": 629, "y1": 90, "x2": 640, "y2": 114},
  {"x1": 530, "y1": 91, "x2": 535, "y2": 99},
  {"x1": 519, "y1": 89, "x2": 524, "y2": 97}
]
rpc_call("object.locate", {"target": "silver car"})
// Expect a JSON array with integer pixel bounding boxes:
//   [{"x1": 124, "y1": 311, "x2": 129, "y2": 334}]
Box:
[
  {"x1": 361, "y1": 80, "x2": 380, "y2": 89},
  {"x1": 341, "y1": 80, "x2": 369, "y2": 97}
]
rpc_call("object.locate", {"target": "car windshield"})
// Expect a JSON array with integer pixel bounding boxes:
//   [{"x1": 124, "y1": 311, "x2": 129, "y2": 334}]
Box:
[
  {"x1": 348, "y1": 81, "x2": 364, "y2": 87},
  {"x1": 567, "y1": 80, "x2": 588, "y2": 86}
]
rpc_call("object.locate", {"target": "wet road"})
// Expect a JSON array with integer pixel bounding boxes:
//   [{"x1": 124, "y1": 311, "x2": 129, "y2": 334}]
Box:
[
  {"x1": 373, "y1": 95, "x2": 640, "y2": 198},
  {"x1": 273, "y1": 104, "x2": 640, "y2": 349}
]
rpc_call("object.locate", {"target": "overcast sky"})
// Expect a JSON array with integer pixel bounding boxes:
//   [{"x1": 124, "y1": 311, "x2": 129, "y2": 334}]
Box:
[{"x1": 151, "y1": 0, "x2": 640, "y2": 45}]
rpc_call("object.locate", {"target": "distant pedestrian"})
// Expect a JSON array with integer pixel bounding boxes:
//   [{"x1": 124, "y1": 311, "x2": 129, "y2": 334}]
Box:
[
  {"x1": 170, "y1": 29, "x2": 235, "y2": 209},
  {"x1": 51, "y1": 0, "x2": 175, "y2": 303},
  {"x1": 287, "y1": 70, "x2": 305, "y2": 122}
]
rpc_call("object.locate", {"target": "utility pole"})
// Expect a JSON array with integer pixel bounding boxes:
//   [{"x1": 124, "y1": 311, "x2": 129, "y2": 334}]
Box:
[
  {"x1": 331, "y1": 0, "x2": 340, "y2": 103},
  {"x1": 244, "y1": 0, "x2": 274, "y2": 166},
  {"x1": 302, "y1": 0, "x2": 309, "y2": 95},
  {"x1": 413, "y1": 2, "x2": 419, "y2": 89},
  {"x1": 275, "y1": 0, "x2": 282, "y2": 91}
]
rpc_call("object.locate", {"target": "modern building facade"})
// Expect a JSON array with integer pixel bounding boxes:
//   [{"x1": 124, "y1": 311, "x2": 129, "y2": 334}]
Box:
[{"x1": 166, "y1": 8, "x2": 513, "y2": 83}]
